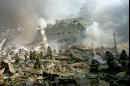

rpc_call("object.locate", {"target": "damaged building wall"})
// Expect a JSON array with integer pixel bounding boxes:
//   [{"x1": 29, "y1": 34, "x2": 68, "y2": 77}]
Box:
[
  {"x1": 26, "y1": 28, "x2": 48, "y2": 51},
  {"x1": 45, "y1": 18, "x2": 86, "y2": 49}
]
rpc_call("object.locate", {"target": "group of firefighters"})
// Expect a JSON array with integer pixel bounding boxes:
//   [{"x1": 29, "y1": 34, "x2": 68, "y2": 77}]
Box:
[
  {"x1": 13, "y1": 46, "x2": 129, "y2": 73},
  {"x1": 90, "y1": 50, "x2": 129, "y2": 73}
]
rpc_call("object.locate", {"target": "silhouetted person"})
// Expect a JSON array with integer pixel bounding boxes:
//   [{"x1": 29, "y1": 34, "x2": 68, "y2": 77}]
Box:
[
  {"x1": 119, "y1": 50, "x2": 127, "y2": 68},
  {"x1": 34, "y1": 58, "x2": 41, "y2": 69},
  {"x1": 45, "y1": 46, "x2": 52, "y2": 59},
  {"x1": 106, "y1": 51, "x2": 115, "y2": 70},
  {"x1": 59, "y1": 50, "x2": 62, "y2": 55},
  {"x1": 90, "y1": 60, "x2": 99, "y2": 73},
  {"x1": 106, "y1": 51, "x2": 122, "y2": 72},
  {"x1": 15, "y1": 53, "x2": 19, "y2": 64},
  {"x1": 24, "y1": 54, "x2": 28, "y2": 63},
  {"x1": 38, "y1": 51, "x2": 43, "y2": 58},
  {"x1": 29, "y1": 51, "x2": 36, "y2": 61}
]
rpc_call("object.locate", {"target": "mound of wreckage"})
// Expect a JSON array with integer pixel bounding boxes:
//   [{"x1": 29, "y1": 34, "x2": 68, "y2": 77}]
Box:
[
  {"x1": 0, "y1": 44, "x2": 129, "y2": 86},
  {"x1": 0, "y1": 45, "x2": 90, "y2": 86}
]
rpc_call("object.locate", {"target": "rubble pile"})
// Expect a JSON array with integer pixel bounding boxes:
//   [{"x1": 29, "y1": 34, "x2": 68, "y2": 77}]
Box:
[{"x1": 0, "y1": 45, "x2": 129, "y2": 86}]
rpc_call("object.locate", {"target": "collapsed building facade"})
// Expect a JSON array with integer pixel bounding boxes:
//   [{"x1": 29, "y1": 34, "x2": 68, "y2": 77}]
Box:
[
  {"x1": 26, "y1": 29, "x2": 48, "y2": 51},
  {"x1": 44, "y1": 17, "x2": 87, "y2": 49}
]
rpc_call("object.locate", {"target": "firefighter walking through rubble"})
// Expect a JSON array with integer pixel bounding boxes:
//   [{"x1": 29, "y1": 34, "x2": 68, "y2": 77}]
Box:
[{"x1": 44, "y1": 46, "x2": 52, "y2": 59}]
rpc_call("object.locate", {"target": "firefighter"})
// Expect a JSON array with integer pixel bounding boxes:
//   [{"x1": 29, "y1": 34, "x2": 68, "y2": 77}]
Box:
[
  {"x1": 29, "y1": 51, "x2": 36, "y2": 61},
  {"x1": 90, "y1": 60, "x2": 99, "y2": 73},
  {"x1": 106, "y1": 51, "x2": 115, "y2": 70},
  {"x1": 24, "y1": 54, "x2": 28, "y2": 63},
  {"x1": 45, "y1": 46, "x2": 52, "y2": 59},
  {"x1": 119, "y1": 50, "x2": 127, "y2": 68},
  {"x1": 29, "y1": 51, "x2": 33, "y2": 60},
  {"x1": 38, "y1": 51, "x2": 43, "y2": 59},
  {"x1": 59, "y1": 50, "x2": 62, "y2": 55},
  {"x1": 34, "y1": 57, "x2": 41, "y2": 69},
  {"x1": 33, "y1": 50, "x2": 37, "y2": 60},
  {"x1": 15, "y1": 53, "x2": 19, "y2": 64}
]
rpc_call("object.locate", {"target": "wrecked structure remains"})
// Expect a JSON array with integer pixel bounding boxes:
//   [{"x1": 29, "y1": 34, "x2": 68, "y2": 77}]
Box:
[
  {"x1": 0, "y1": 44, "x2": 129, "y2": 86},
  {"x1": 45, "y1": 17, "x2": 87, "y2": 49},
  {"x1": 0, "y1": 17, "x2": 129, "y2": 86}
]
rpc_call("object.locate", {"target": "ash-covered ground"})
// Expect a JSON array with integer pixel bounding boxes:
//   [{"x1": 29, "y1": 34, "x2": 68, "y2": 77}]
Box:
[{"x1": 0, "y1": 44, "x2": 129, "y2": 86}]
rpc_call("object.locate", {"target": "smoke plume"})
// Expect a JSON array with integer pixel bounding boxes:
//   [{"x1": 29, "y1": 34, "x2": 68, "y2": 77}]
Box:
[
  {"x1": 0, "y1": 0, "x2": 129, "y2": 49},
  {"x1": 81, "y1": 0, "x2": 129, "y2": 48},
  {"x1": 0, "y1": 0, "x2": 85, "y2": 46}
]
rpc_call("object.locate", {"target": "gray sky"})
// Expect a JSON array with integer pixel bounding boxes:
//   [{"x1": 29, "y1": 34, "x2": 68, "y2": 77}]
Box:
[
  {"x1": 80, "y1": 0, "x2": 129, "y2": 47},
  {"x1": 0, "y1": 0, "x2": 129, "y2": 46}
]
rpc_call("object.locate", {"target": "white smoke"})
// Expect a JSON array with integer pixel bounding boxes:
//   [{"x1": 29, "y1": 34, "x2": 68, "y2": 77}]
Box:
[
  {"x1": 81, "y1": 0, "x2": 128, "y2": 48},
  {"x1": 0, "y1": 0, "x2": 85, "y2": 47},
  {"x1": 38, "y1": 18, "x2": 47, "y2": 29},
  {"x1": 0, "y1": 0, "x2": 128, "y2": 49},
  {"x1": 83, "y1": 22, "x2": 123, "y2": 48},
  {"x1": 48, "y1": 40, "x2": 62, "y2": 51}
]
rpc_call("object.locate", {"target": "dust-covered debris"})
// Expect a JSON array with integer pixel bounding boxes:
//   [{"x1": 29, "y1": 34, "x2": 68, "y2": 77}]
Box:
[{"x1": 0, "y1": 44, "x2": 129, "y2": 86}]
